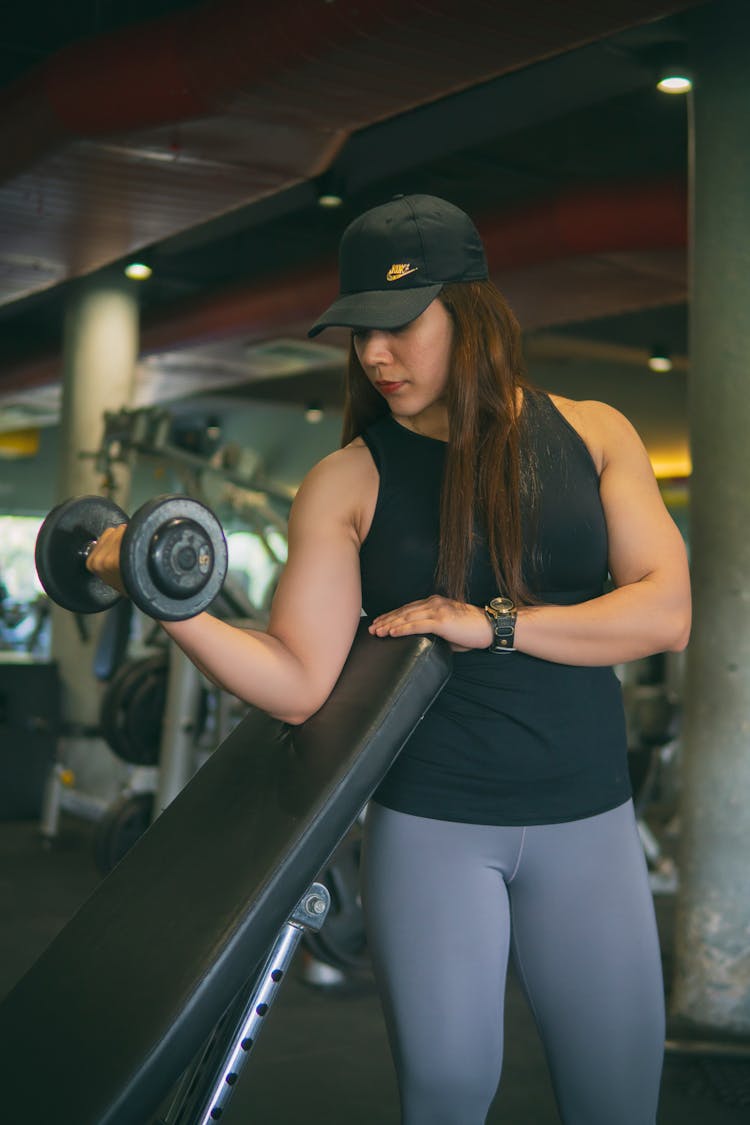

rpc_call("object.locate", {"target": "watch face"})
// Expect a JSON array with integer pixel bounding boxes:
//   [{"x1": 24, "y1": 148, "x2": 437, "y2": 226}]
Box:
[{"x1": 489, "y1": 596, "x2": 514, "y2": 613}]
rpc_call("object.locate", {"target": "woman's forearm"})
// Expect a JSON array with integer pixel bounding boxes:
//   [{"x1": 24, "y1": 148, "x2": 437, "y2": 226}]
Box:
[
  {"x1": 515, "y1": 577, "x2": 691, "y2": 666},
  {"x1": 160, "y1": 614, "x2": 323, "y2": 724}
]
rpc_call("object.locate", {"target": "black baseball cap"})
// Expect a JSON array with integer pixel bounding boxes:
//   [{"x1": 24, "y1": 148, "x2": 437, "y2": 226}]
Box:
[{"x1": 308, "y1": 193, "x2": 488, "y2": 337}]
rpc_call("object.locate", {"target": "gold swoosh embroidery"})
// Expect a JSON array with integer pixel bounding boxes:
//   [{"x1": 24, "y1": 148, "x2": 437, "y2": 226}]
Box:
[{"x1": 386, "y1": 263, "x2": 419, "y2": 282}]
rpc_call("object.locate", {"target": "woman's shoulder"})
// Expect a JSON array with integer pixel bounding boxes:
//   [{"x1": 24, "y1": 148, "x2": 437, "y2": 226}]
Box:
[
  {"x1": 546, "y1": 394, "x2": 640, "y2": 475},
  {"x1": 299, "y1": 438, "x2": 376, "y2": 493},
  {"x1": 292, "y1": 438, "x2": 379, "y2": 541}
]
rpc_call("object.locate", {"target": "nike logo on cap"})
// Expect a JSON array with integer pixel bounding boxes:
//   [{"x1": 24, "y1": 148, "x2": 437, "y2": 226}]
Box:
[{"x1": 386, "y1": 263, "x2": 419, "y2": 282}]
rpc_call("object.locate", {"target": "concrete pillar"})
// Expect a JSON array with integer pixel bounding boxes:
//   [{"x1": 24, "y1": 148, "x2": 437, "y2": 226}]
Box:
[
  {"x1": 50, "y1": 280, "x2": 139, "y2": 798},
  {"x1": 671, "y1": 0, "x2": 750, "y2": 1037}
]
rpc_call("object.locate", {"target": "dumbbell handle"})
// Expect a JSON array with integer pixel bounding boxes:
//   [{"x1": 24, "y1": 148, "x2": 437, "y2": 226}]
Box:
[
  {"x1": 79, "y1": 539, "x2": 99, "y2": 562},
  {"x1": 79, "y1": 531, "x2": 124, "y2": 566}
]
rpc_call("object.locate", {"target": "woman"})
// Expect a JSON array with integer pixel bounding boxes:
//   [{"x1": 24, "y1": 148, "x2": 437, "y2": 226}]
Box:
[{"x1": 88, "y1": 194, "x2": 691, "y2": 1124}]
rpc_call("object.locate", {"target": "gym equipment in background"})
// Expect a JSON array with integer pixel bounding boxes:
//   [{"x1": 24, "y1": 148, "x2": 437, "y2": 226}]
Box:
[{"x1": 99, "y1": 652, "x2": 170, "y2": 766}]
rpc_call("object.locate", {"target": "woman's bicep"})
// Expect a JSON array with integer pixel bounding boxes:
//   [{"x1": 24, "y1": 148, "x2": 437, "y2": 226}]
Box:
[{"x1": 266, "y1": 460, "x2": 364, "y2": 712}]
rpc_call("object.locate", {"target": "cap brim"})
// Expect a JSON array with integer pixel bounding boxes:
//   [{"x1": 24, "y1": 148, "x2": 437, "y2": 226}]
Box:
[{"x1": 307, "y1": 284, "x2": 443, "y2": 337}]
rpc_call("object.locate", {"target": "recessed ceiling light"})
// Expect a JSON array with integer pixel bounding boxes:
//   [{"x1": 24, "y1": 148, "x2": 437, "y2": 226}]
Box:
[
  {"x1": 648, "y1": 347, "x2": 673, "y2": 373},
  {"x1": 124, "y1": 262, "x2": 152, "y2": 280},
  {"x1": 318, "y1": 193, "x2": 344, "y2": 209},
  {"x1": 657, "y1": 74, "x2": 693, "y2": 94}
]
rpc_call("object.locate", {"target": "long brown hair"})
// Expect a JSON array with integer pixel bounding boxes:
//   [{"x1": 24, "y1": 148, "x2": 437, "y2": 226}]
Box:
[{"x1": 341, "y1": 280, "x2": 537, "y2": 605}]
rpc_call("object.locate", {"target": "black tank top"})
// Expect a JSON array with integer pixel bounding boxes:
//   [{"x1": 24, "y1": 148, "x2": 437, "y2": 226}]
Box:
[{"x1": 359, "y1": 390, "x2": 630, "y2": 825}]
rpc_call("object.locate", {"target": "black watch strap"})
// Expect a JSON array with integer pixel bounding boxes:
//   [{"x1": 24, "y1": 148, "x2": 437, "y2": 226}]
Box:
[{"x1": 484, "y1": 596, "x2": 517, "y2": 653}]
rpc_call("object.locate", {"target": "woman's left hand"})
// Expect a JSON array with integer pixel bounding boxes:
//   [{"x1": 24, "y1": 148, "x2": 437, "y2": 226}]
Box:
[{"x1": 369, "y1": 596, "x2": 494, "y2": 652}]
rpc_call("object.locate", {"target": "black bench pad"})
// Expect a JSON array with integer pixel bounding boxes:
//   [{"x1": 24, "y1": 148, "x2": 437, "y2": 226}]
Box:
[{"x1": 0, "y1": 626, "x2": 451, "y2": 1124}]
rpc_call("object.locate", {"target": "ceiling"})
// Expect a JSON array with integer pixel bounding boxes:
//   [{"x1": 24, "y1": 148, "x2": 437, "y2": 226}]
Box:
[{"x1": 0, "y1": 0, "x2": 708, "y2": 469}]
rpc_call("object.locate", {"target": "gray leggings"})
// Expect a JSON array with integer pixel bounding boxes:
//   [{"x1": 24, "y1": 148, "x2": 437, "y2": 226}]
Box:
[{"x1": 361, "y1": 799, "x2": 664, "y2": 1125}]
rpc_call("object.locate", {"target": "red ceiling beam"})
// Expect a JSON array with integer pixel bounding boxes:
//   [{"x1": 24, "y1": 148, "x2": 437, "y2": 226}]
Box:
[{"x1": 479, "y1": 177, "x2": 688, "y2": 269}]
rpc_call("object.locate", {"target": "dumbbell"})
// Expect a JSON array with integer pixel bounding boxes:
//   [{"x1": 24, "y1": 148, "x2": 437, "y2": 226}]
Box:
[{"x1": 35, "y1": 494, "x2": 228, "y2": 622}]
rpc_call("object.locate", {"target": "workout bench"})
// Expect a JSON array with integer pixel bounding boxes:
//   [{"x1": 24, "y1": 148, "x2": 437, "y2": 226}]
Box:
[{"x1": 0, "y1": 624, "x2": 451, "y2": 1124}]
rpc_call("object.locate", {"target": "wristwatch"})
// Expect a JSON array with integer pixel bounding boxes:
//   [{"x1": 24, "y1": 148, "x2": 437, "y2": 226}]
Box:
[{"x1": 484, "y1": 596, "x2": 517, "y2": 653}]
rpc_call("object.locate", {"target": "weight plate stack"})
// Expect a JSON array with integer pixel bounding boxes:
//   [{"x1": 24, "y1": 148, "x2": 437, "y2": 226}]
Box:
[{"x1": 99, "y1": 653, "x2": 168, "y2": 766}]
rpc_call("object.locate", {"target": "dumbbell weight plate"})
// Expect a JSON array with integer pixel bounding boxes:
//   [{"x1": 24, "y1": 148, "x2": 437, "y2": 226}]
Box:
[
  {"x1": 120, "y1": 495, "x2": 228, "y2": 622},
  {"x1": 35, "y1": 496, "x2": 128, "y2": 614}
]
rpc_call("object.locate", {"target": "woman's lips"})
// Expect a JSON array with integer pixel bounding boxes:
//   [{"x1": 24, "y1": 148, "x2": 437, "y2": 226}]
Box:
[{"x1": 375, "y1": 380, "x2": 405, "y2": 395}]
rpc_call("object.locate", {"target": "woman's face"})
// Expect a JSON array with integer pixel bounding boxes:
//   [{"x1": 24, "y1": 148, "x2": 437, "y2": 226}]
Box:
[{"x1": 352, "y1": 297, "x2": 453, "y2": 420}]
